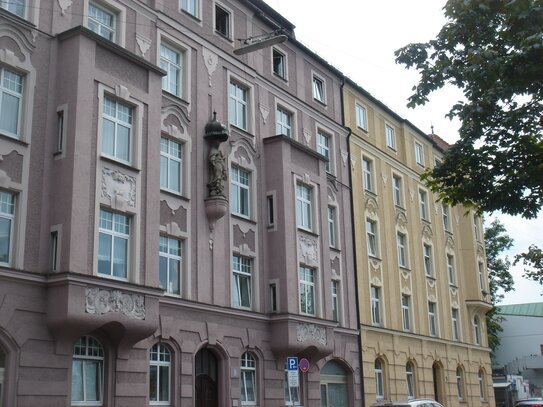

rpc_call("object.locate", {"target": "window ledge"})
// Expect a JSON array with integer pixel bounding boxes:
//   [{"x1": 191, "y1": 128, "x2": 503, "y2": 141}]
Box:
[
  {"x1": 297, "y1": 227, "x2": 318, "y2": 238},
  {"x1": 100, "y1": 155, "x2": 141, "y2": 172},
  {"x1": 313, "y1": 98, "x2": 327, "y2": 107},
  {"x1": 273, "y1": 72, "x2": 288, "y2": 83},
  {"x1": 160, "y1": 188, "x2": 187, "y2": 200},
  {"x1": 0, "y1": 132, "x2": 28, "y2": 146},
  {"x1": 426, "y1": 275, "x2": 437, "y2": 281},
  {"x1": 231, "y1": 212, "x2": 256, "y2": 225},
  {"x1": 229, "y1": 124, "x2": 254, "y2": 138},
  {"x1": 399, "y1": 266, "x2": 411, "y2": 272},
  {"x1": 214, "y1": 31, "x2": 233, "y2": 44},
  {"x1": 179, "y1": 9, "x2": 201, "y2": 22}
]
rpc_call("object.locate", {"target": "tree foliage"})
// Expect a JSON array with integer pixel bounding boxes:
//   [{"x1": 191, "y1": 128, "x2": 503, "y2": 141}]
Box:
[
  {"x1": 395, "y1": 0, "x2": 543, "y2": 219},
  {"x1": 514, "y1": 244, "x2": 543, "y2": 287},
  {"x1": 483, "y1": 219, "x2": 515, "y2": 352}
]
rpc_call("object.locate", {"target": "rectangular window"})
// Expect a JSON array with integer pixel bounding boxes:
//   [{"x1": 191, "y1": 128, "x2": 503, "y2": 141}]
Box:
[
  {"x1": 159, "y1": 236, "x2": 182, "y2": 295},
  {"x1": 1, "y1": 0, "x2": 25, "y2": 17},
  {"x1": 442, "y1": 204, "x2": 450, "y2": 231},
  {"x1": 423, "y1": 244, "x2": 433, "y2": 277},
  {"x1": 362, "y1": 158, "x2": 373, "y2": 192},
  {"x1": 214, "y1": 4, "x2": 230, "y2": 38},
  {"x1": 392, "y1": 175, "x2": 402, "y2": 207},
  {"x1": 479, "y1": 262, "x2": 485, "y2": 290},
  {"x1": 267, "y1": 195, "x2": 275, "y2": 227},
  {"x1": 88, "y1": 2, "x2": 116, "y2": 41},
  {"x1": 98, "y1": 208, "x2": 129, "y2": 279},
  {"x1": 452, "y1": 308, "x2": 460, "y2": 341},
  {"x1": 317, "y1": 131, "x2": 331, "y2": 173},
  {"x1": 331, "y1": 280, "x2": 339, "y2": 322},
  {"x1": 276, "y1": 107, "x2": 292, "y2": 137},
  {"x1": 160, "y1": 137, "x2": 182, "y2": 193},
  {"x1": 366, "y1": 219, "x2": 378, "y2": 257},
  {"x1": 102, "y1": 95, "x2": 133, "y2": 163},
  {"x1": 240, "y1": 353, "x2": 256, "y2": 404},
  {"x1": 296, "y1": 183, "x2": 312, "y2": 230},
  {"x1": 51, "y1": 231, "x2": 59, "y2": 272},
  {"x1": 312, "y1": 75, "x2": 325, "y2": 103},
  {"x1": 270, "y1": 283, "x2": 277, "y2": 313},
  {"x1": 474, "y1": 215, "x2": 480, "y2": 241},
  {"x1": 371, "y1": 286, "x2": 381, "y2": 326},
  {"x1": 229, "y1": 81, "x2": 248, "y2": 130},
  {"x1": 397, "y1": 232, "x2": 407, "y2": 268},
  {"x1": 415, "y1": 141, "x2": 424, "y2": 166},
  {"x1": 328, "y1": 206, "x2": 336, "y2": 248},
  {"x1": 299, "y1": 266, "x2": 315, "y2": 315},
  {"x1": 56, "y1": 110, "x2": 64, "y2": 153},
  {"x1": 385, "y1": 124, "x2": 396, "y2": 150},
  {"x1": 419, "y1": 190, "x2": 428, "y2": 220},
  {"x1": 232, "y1": 255, "x2": 252, "y2": 309},
  {"x1": 0, "y1": 67, "x2": 23, "y2": 138},
  {"x1": 0, "y1": 191, "x2": 15, "y2": 265},
  {"x1": 428, "y1": 301, "x2": 437, "y2": 336},
  {"x1": 355, "y1": 103, "x2": 367, "y2": 130},
  {"x1": 272, "y1": 48, "x2": 286, "y2": 79},
  {"x1": 402, "y1": 294, "x2": 411, "y2": 331},
  {"x1": 160, "y1": 43, "x2": 182, "y2": 97},
  {"x1": 180, "y1": 0, "x2": 198, "y2": 17},
  {"x1": 231, "y1": 166, "x2": 250, "y2": 217},
  {"x1": 447, "y1": 254, "x2": 456, "y2": 285}
]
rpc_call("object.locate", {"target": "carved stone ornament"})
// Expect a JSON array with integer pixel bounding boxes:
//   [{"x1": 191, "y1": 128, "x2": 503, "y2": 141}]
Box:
[
  {"x1": 101, "y1": 168, "x2": 136, "y2": 207},
  {"x1": 296, "y1": 323, "x2": 326, "y2": 345},
  {"x1": 258, "y1": 103, "x2": 270, "y2": 124},
  {"x1": 298, "y1": 234, "x2": 318, "y2": 266},
  {"x1": 57, "y1": 0, "x2": 72, "y2": 15},
  {"x1": 302, "y1": 128, "x2": 311, "y2": 146},
  {"x1": 202, "y1": 48, "x2": 218, "y2": 87},
  {"x1": 136, "y1": 35, "x2": 151, "y2": 57},
  {"x1": 396, "y1": 211, "x2": 408, "y2": 229},
  {"x1": 85, "y1": 287, "x2": 145, "y2": 320},
  {"x1": 365, "y1": 196, "x2": 378, "y2": 217},
  {"x1": 446, "y1": 236, "x2": 455, "y2": 250},
  {"x1": 341, "y1": 150, "x2": 348, "y2": 167},
  {"x1": 422, "y1": 224, "x2": 433, "y2": 241}
]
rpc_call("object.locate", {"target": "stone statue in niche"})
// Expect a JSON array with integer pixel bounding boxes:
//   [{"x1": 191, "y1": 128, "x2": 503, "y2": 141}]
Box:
[{"x1": 207, "y1": 143, "x2": 227, "y2": 197}]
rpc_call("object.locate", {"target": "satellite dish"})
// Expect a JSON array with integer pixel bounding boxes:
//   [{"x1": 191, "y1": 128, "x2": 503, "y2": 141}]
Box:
[{"x1": 234, "y1": 34, "x2": 287, "y2": 55}]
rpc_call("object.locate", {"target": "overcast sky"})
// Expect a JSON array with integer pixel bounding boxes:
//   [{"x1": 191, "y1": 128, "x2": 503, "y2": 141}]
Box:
[{"x1": 262, "y1": 0, "x2": 542, "y2": 304}]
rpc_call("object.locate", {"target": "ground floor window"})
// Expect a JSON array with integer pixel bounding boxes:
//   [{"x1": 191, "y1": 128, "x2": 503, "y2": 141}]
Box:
[
  {"x1": 72, "y1": 336, "x2": 104, "y2": 403},
  {"x1": 320, "y1": 360, "x2": 348, "y2": 407}
]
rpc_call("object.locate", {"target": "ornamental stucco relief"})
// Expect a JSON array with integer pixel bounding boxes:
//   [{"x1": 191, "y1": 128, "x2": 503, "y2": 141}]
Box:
[
  {"x1": 298, "y1": 234, "x2": 318, "y2": 266},
  {"x1": 101, "y1": 168, "x2": 136, "y2": 208},
  {"x1": 85, "y1": 287, "x2": 145, "y2": 320},
  {"x1": 296, "y1": 323, "x2": 326, "y2": 345}
]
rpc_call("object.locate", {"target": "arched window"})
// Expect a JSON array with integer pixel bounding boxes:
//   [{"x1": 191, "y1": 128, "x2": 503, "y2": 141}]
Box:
[
  {"x1": 72, "y1": 336, "x2": 104, "y2": 404},
  {"x1": 474, "y1": 316, "x2": 481, "y2": 345},
  {"x1": 456, "y1": 367, "x2": 464, "y2": 400},
  {"x1": 406, "y1": 362, "x2": 415, "y2": 399},
  {"x1": 241, "y1": 352, "x2": 256, "y2": 405},
  {"x1": 320, "y1": 360, "x2": 349, "y2": 407},
  {"x1": 375, "y1": 359, "x2": 385, "y2": 400},
  {"x1": 150, "y1": 343, "x2": 171, "y2": 404},
  {"x1": 478, "y1": 369, "x2": 486, "y2": 400}
]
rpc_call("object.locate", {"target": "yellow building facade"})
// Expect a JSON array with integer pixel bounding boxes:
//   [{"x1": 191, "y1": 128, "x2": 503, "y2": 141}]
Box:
[{"x1": 344, "y1": 79, "x2": 496, "y2": 407}]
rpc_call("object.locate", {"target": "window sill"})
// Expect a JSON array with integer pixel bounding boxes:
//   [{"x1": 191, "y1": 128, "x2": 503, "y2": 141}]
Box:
[
  {"x1": 394, "y1": 204, "x2": 406, "y2": 211},
  {"x1": 368, "y1": 254, "x2": 382, "y2": 261},
  {"x1": 231, "y1": 212, "x2": 256, "y2": 224},
  {"x1": 179, "y1": 8, "x2": 201, "y2": 22},
  {"x1": 273, "y1": 72, "x2": 288, "y2": 83},
  {"x1": 399, "y1": 266, "x2": 411, "y2": 272},
  {"x1": 97, "y1": 272, "x2": 129, "y2": 282},
  {"x1": 356, "y1": 125, "x2": 368, "y2": 133},
  {"x1": 229, "y1": 124, "x2": 254, "y2": 138},
  {"x1": 297, "y1": 226, "x2": 317, "y2": 238},
  {"x1": 0, "y1": 131, "x2": 28, "y2": 146},
  {"x1": 160, "y1": 188, "x2": 188, "y2": 201},
  {"x1": 425, "y1": 275, "x2": 436, "y2": 281},
  {"x1": 313, "y1": 97, "x2": 327, "y2": 107},
  {"x1": 214, "y1": 30, "x2": 233, "y2": 44},
  {"x1": 100, "y1": 154, "x2": 141, "y2": 172}
]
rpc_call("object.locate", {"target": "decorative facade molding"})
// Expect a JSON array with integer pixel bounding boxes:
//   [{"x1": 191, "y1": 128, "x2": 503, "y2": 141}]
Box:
[
  {"x1": 258, "y1": 103, "x2": 270, "y2": 124},
  {"x1": 202, "y1": 48, "x2": 218, "y2": 86},
  {"x1": 302, "y1": 128, "x2": 311, "y2": 146},
  {"x1": 136, "y1": 34, "x2": 151, "y2": 57},
  {"x1": 365, "y1": 196, "x2": 379, "y2": 217},
  {"x1": 298, "y1": 234, "x2": 318, "y2": 267},
  {"x1": 296, "y1": 323, "x2": 326, "y2": 345},
  {"x1": 85, "y1": 287, "x2": 145, "y2": 320},
  {"x1": 101, "y1": 168, "x2": 136, "y2": 208},
  {"x1": 57, "y1": 0, "x2": 72, "y2": 15}
]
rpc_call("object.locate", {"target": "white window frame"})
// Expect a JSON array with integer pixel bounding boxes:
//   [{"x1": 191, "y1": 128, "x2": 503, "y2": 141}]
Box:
[
  {"x1": 276, "y1": 107, "x2": 293, "y2": 137},
  {"x1": 406, "y1": 362, "x2": 415, "y2": 399},
  {"x1": 312, "y1": 73, "x2": 325, "y2": 103},
  {"x1": 272, "y1": 47, "x2": 287, "y2": 80},
  {"x1": 419, "y1": 189, "x2": 428, "y2": 220},
  {"x1": 423, "y1": 244, "x2": 433, "y2": 277},
  {"x1": 392, "y1": 174, "x2": 402, "y2": 207},
  {"x1": 160, "y1": 136, "x2": 183, "y2": 194},
  {"x1": 452, "y1": 308, "x2": 460, "y2": 341},
  {"x1": 180, "y1": 0, "x2": 199, "y2": 18},
  {"x1": 428, "y1": 302, "x2": 437, "y2": 337},
  {"x1": 296, "y1": 182, "x2": 312, "y2": 231},
  {"x1": 160, "y1": 42, "x2": 183, "y2": 97},
  {"x1": 240, "y1": 352, "x2": 257, "y2": 405},
  {"x1": 0, "y1": 67, "x2": 23, "y2": 139},
  {"x1": 473, "y1": 316, "x2": 481, "y2": 345},
  {"x1": 149, "y1": 343, "x2": 171, "y2": 405},
  {"x1": 415, "y1": 141, "x2": 424, "y2": 166},
  {"x1": 327, "y1": 206, "x2": 337, "y2": 248},
  {"x1": 0, "y1": 190, "x2": 15, "y2": 266},
  {"x1": 397, "y1": 232, "x2": 408, "y2": 268},
  {"x1": 442, "y1": 204, "x2": 450, "y2": 231},
  {"x1": 317, "y1": 130, "x2": 332, "y2": 173},
  {"x1": 362, "y1": 157, "x2": 374, "y2": 192},
  {"x1": 97, "y1": 208, "x2": 130, "y2": 280},
  {"x1": 385, "y1": 123, "x2": 396, "y2": 150},
  {"x1": 232, "y1": 255, "x2": 252, "y2": 309},
  {"x1": 214, "y1": 2, "x2": 232, "y2": 39},
  {"x1": 478, "y1": 261, "x2": 485, "y2": 291},
  {"x1": 0, "y1": 0, "x2": 25, "y2": 18},
  {"x1": 478, "y1": 370, "x2": 486, "y2": 400},
  {"x1": 366, "y1": 219, "x2": 378, "y2": 257},
  {"x1": 402, "y1": 294, "x2": 411, "y2": 332},
  {"x1": 101, "y1": 95, "x2": 134, "y2": 164},
  {"x1": 85, "y1": 0, "x2": 126, "y2": 46},
  {"x1": 447, "y1": 254, "x2": 456, "y2": 285},
  {"x1": 375, "y1": 359, "x2": 385, "y2": 400},
  {"x1": 355, "y1": 103, "x2": 367, "y2": 130},
  {"x1": 331, "y1": 280, "x2": 340, "y2": 322},
  {"x1": 456, "y1": 367, "x2": 464, "y2": 400},
  {"x1": 371, "y1": 285, "x2": 381, "y2": 326},
  {"x1": 299, "y1": 266, "x2": 315, "y2": 315},
  {"x1": 72, "y1": 336, "x2": 104, "y2": 405},
  {"x1": 88, "y1": 1, "x2": 116, "y2": 41},
  {"x1": 231, "y1": 166, "x2": 250, "y2": 218},
  {"x1": 159, "y1": 235, "x2": 182, "y2": 296},
  {"x1": 229, "y1": 80, "x2": 249, "y2": 131}
]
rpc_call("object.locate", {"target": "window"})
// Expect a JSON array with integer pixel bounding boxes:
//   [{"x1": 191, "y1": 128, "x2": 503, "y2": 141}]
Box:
[
  {"x1": 331, "y1": 280, "x2": 339, "y2": 322},
  {"x1": 474, "y1": 215, "x2": 480, "y2": 241},
  {"x1": 276, "y1": 107, "x2": 292, "y2": 137},
  {"x1": 1, "y1": 0, "x2": 25, "y2": 17},
  {"x1": 385, "y1": 124, "x2": 396, "y2": 150},
  {"x1": 284, "y1": 365, "x2": 301, "y2": 406},
  {"x1": 447, "y1": 254, "x2": 456, "y2": 285},
  {"x1": 72, "y1": 336, "x2": 104, "y2": 404},
  {"x1": 0, "y1": 67, "x2": 23, "y2": 138},
  {"x1": 229, "y1": 81, "x2": 248, "y2": 130},
  {"x1": 366, "y1": 219, "x2": 378, "y2": 257},
  {"x1": 296, "y1": 183, "x2": 312, "y2": 230},
  {"x1": 415, "y1": 142, "x2": 424, "y2": 165},
  {"x1": 452, "y1": 308, "x2": 460, "y2": 341},
  {"x1": 98, "y1": 208, "x2": 129, "y2": 279},
  {"x1": 478, "y1": 369, "x2": 486, "y2": 400},
  {"x1": 428, "y1": 302, "x2": 437, "y2": 336},
  {"x1": 397, "y1": 232, "x2": 407, "y2": 268},
  {"x1": 0, "y1": 191, "x2": 15, "y2": 265},
  {"x1": 240, "y1": 352, "x2": 256, "y2": 405},
  {"x1": 478, "y1": 262, "x2": 485, "y2": 290},
  {"x1": 214, "y1": 4, "x2": 230, "y2": 38},
  {"x1": 299, "y1": 266, "x2": 315, "y2": 315},
  {"x1": 371, "y1": 286, "x2": 381, "y2": 326},
  {"x1": 419, "y1": 190, "x2": 428, "y2": 220},
  {"x1": 160, "y1": 137, "x2": 182, "y2": 193},
  {"x1": 355, "y1": 103, "x2": 367, "y2": 130},
  {"x1": 312, "y1": 75, "x2": 325, "y2": 103},
  {"x1": 159, "y1": 236, "x2": 181, "y2": 295},
  {"x1": 160, "y1": 43, "x2": 182, "y2": 97},
  {"x1": 51, "y1": 231, "x2": 59, "y2": 271},
  {"x1": 317, "y1": 131, "x2": 331, "y2": 173},
  {"x1": 442, "y1": 204, "x2": 450, "y2": 231},
  {"x1": 149, "y1": 343, "x2": 171, "y2": 405},
  {"x1": 56, "y1": 110, "x2": 64, "y2": 153},
  {"x1": 180, "y1": 0, "x2": 198, "y2": 17},
  {"x1": 423, "y1": 244, "x2": 433, "y2": 277},
  {"x1": 102, "y1": 95, "x2": 133, "y2": 163},
  {"x1": 406, "y1": 362, "x2": 415, "y2": 399},
  {"x1": 328, "y1": 206, "x2": 336, "y2": 248},
  {"x1": 267, "y1": 195, "x2": 275, "y2": 227},
  {"x1": 456, "y1": 367, "x2": 464, "y2": 400},
  {"x1": 231, "y1": 166, "x2": 250, "y2": 217},
  {"x1": 270, "y1": 283, "x2": 277, "y2": 313},
  {"x1": 232, "y1": 255, "x2": 252, "y2": 309},
  {"x1": 272, "y1": 48, "x2": 286, "y2": 79},
  {"x1": 362, "y1": 158, "x2": 374, "y2": 192},
  {"x1": 473, "y1": 316, "x2": 481, "y2": 345},
  {"x1": 88, "y1": 2, "x2": 116, "y2": 41},
  {"x1": 402, "y1": 294, "x2": 411, "y2": 332},
  {"x1": 375, "y1": 359, "x2": 384, "y2": 400},
  {"x1": 392, "y1": 175, "x2": 402, "y2": 207}
]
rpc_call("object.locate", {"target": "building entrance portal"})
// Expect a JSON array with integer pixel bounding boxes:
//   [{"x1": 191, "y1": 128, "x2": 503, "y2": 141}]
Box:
[
  {"x1": 195, "y1": 348, "x2": 218, "y2": 407},
  {"x1": 320, "y1": 360, "x2": 349, "y2": 407}
]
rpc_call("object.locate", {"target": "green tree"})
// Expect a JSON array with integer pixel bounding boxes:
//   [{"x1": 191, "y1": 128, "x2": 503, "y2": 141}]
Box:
[
  {"x1": 484, "y1": 219, "x2": 515, "y2": 352},
  {"x1": 514, "y1": 245, "x2": 543, "y2": 288},
  {"x1": 395, "y1": 0, "x2": 543, "y2": 219}
]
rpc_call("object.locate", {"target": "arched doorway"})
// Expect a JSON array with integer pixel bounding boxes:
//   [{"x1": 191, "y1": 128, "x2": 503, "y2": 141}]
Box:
[
  {"x1": 432, "y1": 362, "x2": 444, "y2": 403},
  {"x1": 320, "y1": 360, "x2": 349, "y2": 407},
  {"x1": 195, "y1": 348, "x2": 218, "y2": 407}
]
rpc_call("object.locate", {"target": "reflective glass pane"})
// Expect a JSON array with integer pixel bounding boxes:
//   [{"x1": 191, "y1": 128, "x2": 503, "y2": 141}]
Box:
[
  {"x1": 98, "y1": 233, "x2": 112, "y2": 275},
  {"x1": 112, "y1": 236, "x2": 127, "y2": 278}
]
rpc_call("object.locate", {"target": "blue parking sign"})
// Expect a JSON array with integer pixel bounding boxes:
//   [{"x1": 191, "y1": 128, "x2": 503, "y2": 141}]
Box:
[{"x1": 287, "y1": 356, "x2": 298, "y2": 371}]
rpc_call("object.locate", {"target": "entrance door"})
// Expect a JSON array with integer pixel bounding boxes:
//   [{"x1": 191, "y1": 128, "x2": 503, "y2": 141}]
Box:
[
  {"x1": 320, "y1": 360, "x2": 349, "y2": 407},
  {"x1": 432, "y1": 362, "x2": 444, "y2": 404},
  {"x1": 195, "y1": 348, "x2": 218, "y2": 407}
]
